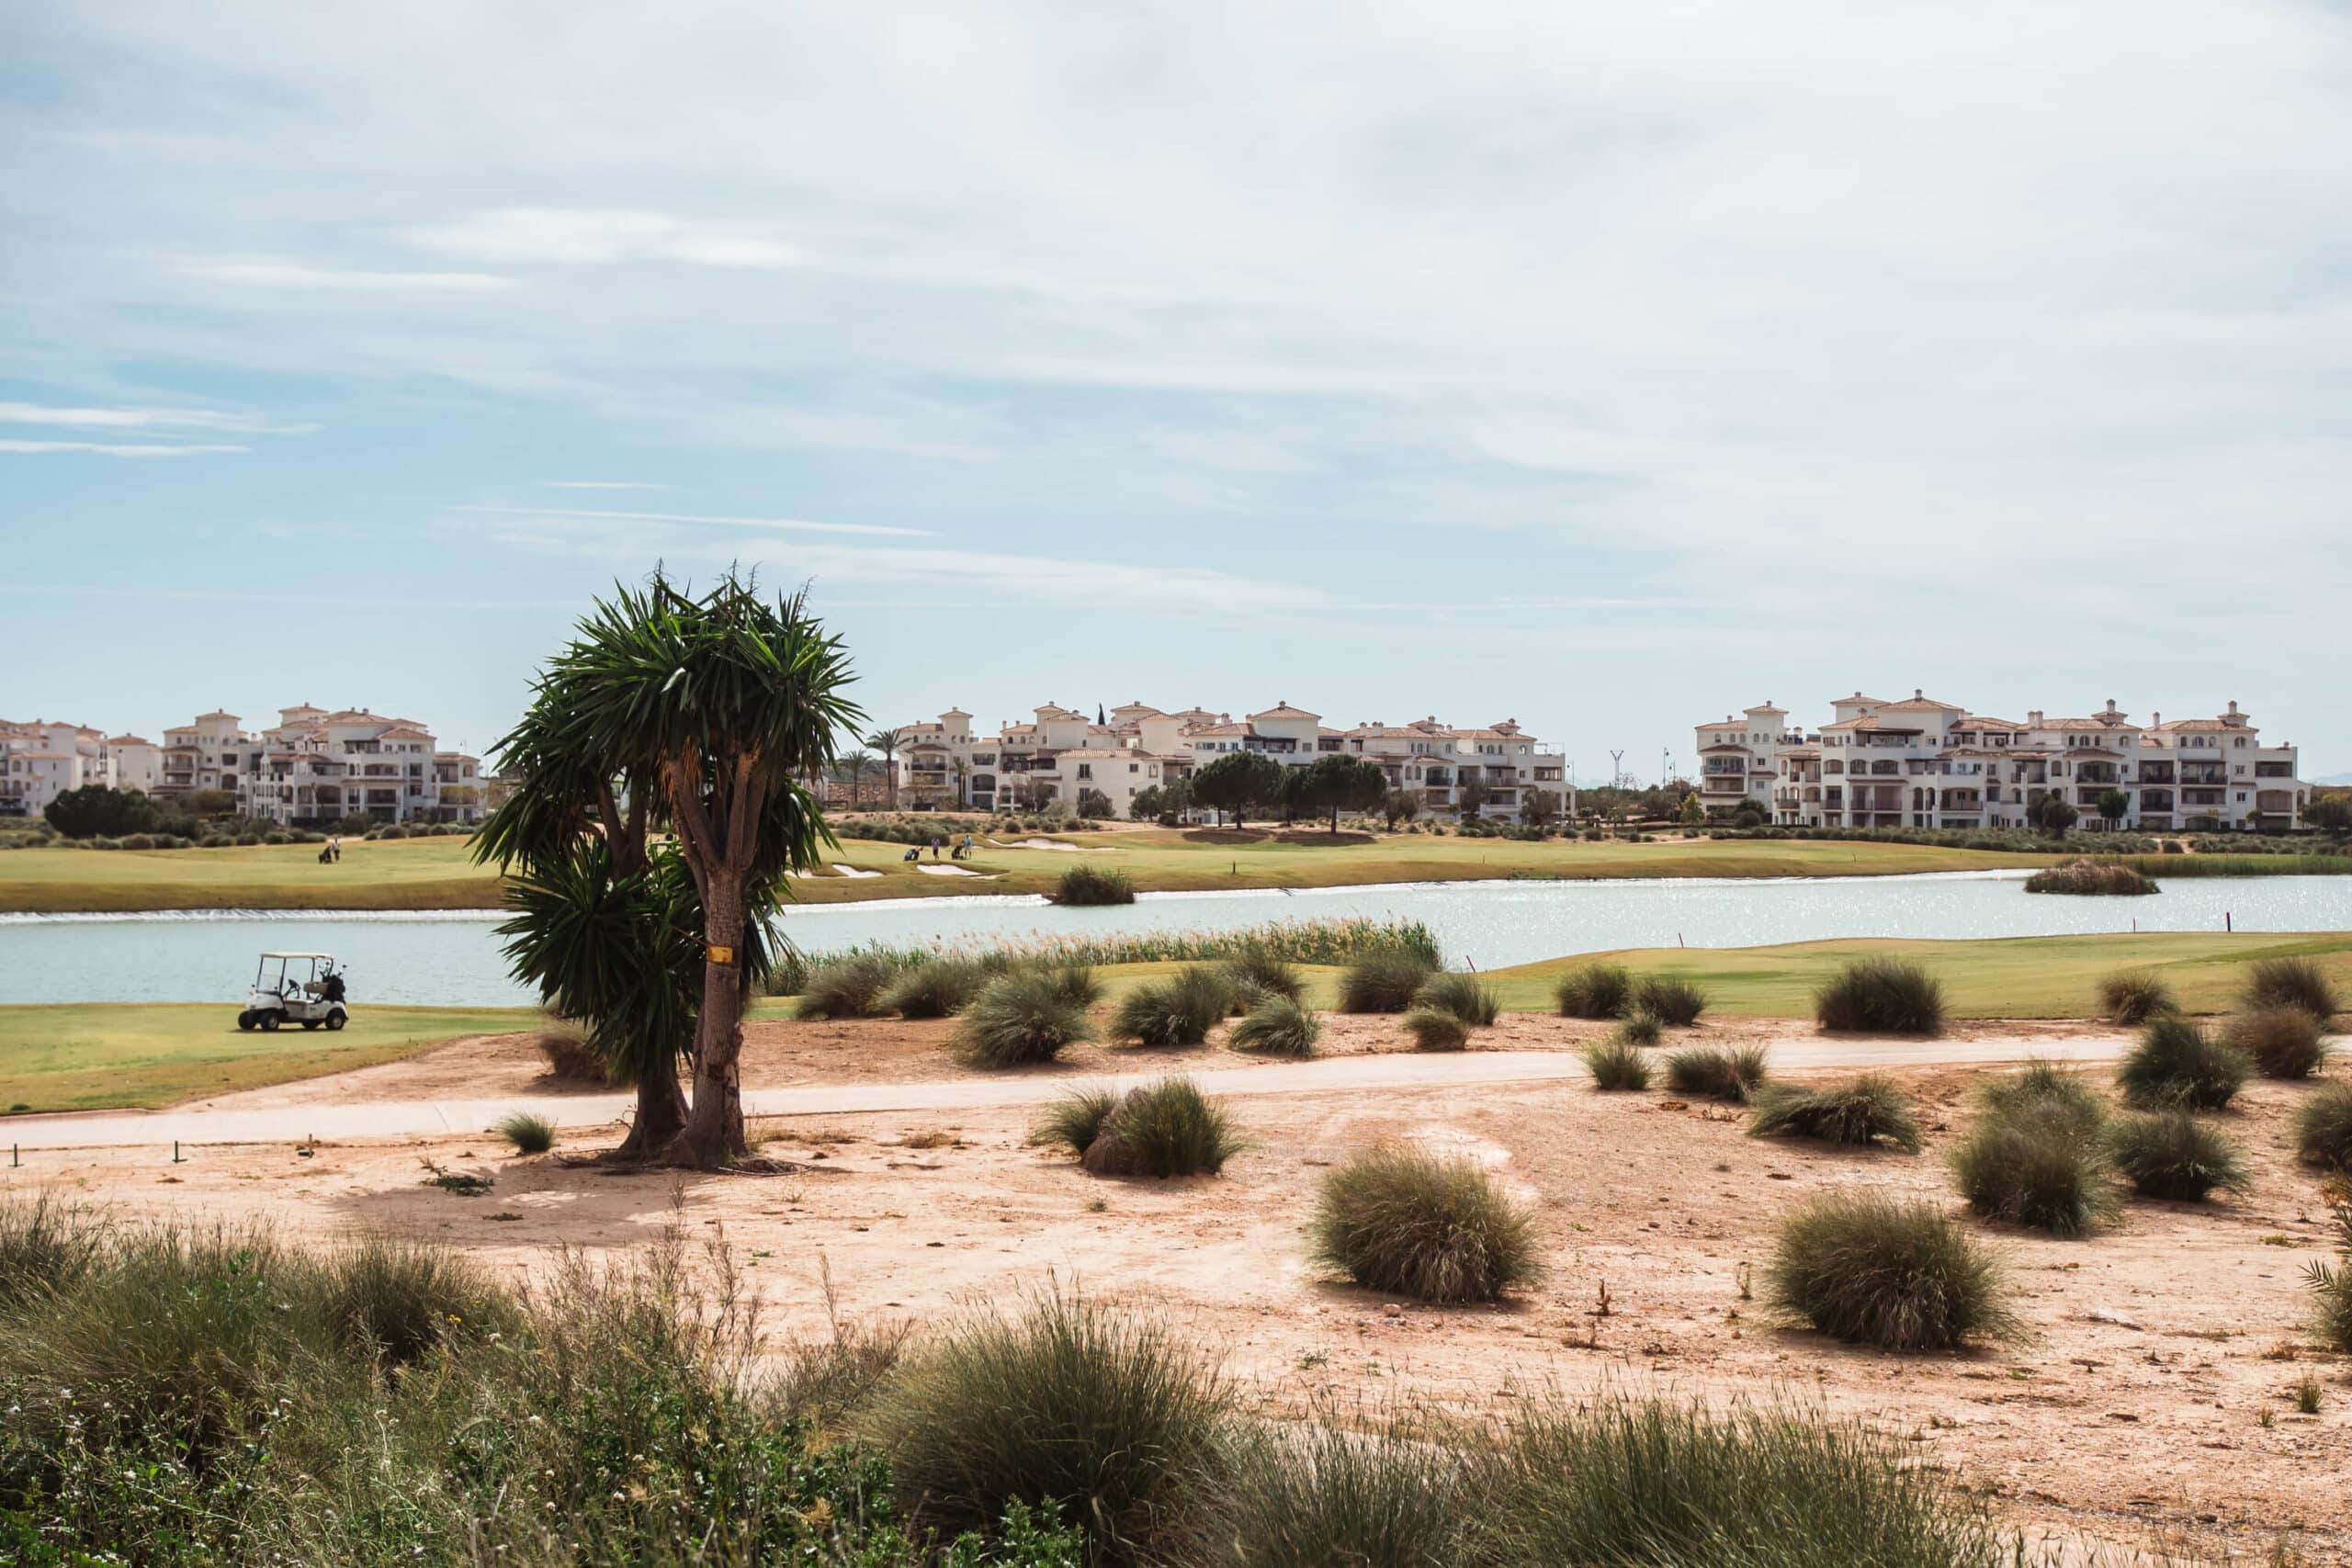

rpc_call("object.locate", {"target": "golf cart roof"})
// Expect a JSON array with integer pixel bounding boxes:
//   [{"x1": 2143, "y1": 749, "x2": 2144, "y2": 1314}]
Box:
[{"x1": 261, "y1": 951, "x2": 334, "y2": 960}]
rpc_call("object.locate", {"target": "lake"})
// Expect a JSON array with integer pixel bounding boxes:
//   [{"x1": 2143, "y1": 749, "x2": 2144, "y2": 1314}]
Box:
[{"x1": 4, "y1": 871, "x2": 2348, "y2": 1008}]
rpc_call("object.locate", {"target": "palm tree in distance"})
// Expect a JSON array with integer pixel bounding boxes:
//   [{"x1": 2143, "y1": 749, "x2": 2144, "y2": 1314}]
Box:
[{"x1": 864, "y1": 727, "x2": 901, "y2": 809}]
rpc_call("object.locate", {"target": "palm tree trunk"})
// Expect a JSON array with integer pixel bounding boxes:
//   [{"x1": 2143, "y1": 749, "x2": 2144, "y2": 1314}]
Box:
[
  {"x1": 671, "y1": 889, "x2": 751, "y2": 1165},
  {"x1": 612, "y1": 1067, "x2": 688, "y2": 1160}
]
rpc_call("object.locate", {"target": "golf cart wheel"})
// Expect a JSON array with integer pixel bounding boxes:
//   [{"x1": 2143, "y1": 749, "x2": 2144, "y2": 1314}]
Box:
[
  {"x1": 324, "y1": 1010, "x2": 346, "y2": 1032},
  {"x1": 301, "y1": 1019, "x2": 322, "y2": 1031},
  {"x1": 258, "y1": 1011, "x2": 282, "y2": 1032},
  {"x1": 236, "y1": 1010, "x2": 256, "y2": 1032}
]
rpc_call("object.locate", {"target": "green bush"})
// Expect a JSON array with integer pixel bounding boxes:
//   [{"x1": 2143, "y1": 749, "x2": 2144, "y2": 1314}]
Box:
[
  {"x1": 1338, "y1": 950, "x2": 1435, "y2": 1013},
  {"x1": 1554, "y1": 963, "x2": 1632, "y2": 1019},
  {"x1": 1400, "y1": 1006, "x2": 1469, "y2": 1052},
  {"x1": 878, "y1": 955, "x2": 993, "y2": 1019},
  {"x1": 1227, "y1": 995, "x2": 1321, "y2": 1057},
  {"x1": 1977, "y1": 1059, "x2": 2108, "y2": 1139},
  {"x1": 794, "y1": 952, "x2": 907, "y2": 1020},
  {"x1": 1111, "y1": 964, "x2": 1233, "y2": 1047},
  {"x1": 954, "y1": 969, "x2": 1097, "y2": 1067},
  {"x1": 868, "y1": 1288, "x2": 1229, "y2": 1561},
  {"x1": 1051, "y1": 863, "x2": 1136, "y2": 906},
  {"x1": 2310, "y1": 1204, "x2": 2352, "y2": 1353},
  {"x1": 1951, "y1": 1103, "x2": 2114, "y2": 1237},
  {"x1": 1813, "y1": 958, "x2": 1946, "y2": 1035},
  {"x1": 1766, "y1": 1191, "x2": 2014, "y2": 1349},
  {"x1": 2224, "y1": 1005, "x2": 2329, "y2": 1078},
  {"x1": 1308, "y1": 1145, "x2": 1540, "y2": 1303},
  {"x1": 1633, "y1": 975, "x2": 1707, "y2": 1027},
  {"x1": 495, "y1": 1111, "x2": 557, "y2": 1155},
  {"x1": 2242, "y1": 955, "x2": 2340, "y2": 1020},
  {"x1": 1412, "y1": 971, "x2": 1499, "y2": 1028},
  {"x1": 2098, "y1": 969, "x2": 2177, "y2": 1026},
  {"x1": 2108, "y1": 1111, "x2": 2250, "y2": 1201},
  {"x1": 1487, "y1": 1393, "x2": 2019, "y2": 1566},
  {"x1": 2294, "y1": 1082, "x2": 2352, "y2": 1168},
  {"x1": 2117, "y1": 1016, "x2": 2250, "y2": 1110},
  {"x1": 1218, "y1": 944, "x2": 1306, "y2": 1006},
  {"x1": 1747, "y1": 1074, "x2": 1923, "y2": 1152},
  {"x1": 1664, "y1": 1044, "x2": 1769, "y2": 1102},
  {"x1": 1613, "y1": 1012, "x2": 1662, "y2": 1046},
  {"x1": 1074, "y1": 1077, "x2": 1240, "y2": 1178},
  {"x1": 1581, "y1": 1038, "x2": 1652, "y2": 1091}
]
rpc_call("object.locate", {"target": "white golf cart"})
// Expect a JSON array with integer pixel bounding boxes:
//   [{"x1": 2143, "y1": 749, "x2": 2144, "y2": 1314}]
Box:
[{"x1": 237, "y1": 952, "x2": 349, "y2": 1032}]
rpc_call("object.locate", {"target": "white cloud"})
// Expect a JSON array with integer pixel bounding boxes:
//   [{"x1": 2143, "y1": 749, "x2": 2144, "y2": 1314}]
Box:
[
  {"x1": 543, "y1": 479, "x2": 669, "y2": 491},
  {"x1": 411, "y1": 209, "x2": 801, "y2": 269},
  {"x1": 0, "y1": 401, "x2": 283, "y2": 433},
  {"x1": 0, "y1": 439, "x2": 249, "y2": 457},
  {"x1": 182, "y1": 260, "x2": 514, "y2": 292},
  {"x1": 454, "y1": 503, "x2": 938, "y2": 539}
]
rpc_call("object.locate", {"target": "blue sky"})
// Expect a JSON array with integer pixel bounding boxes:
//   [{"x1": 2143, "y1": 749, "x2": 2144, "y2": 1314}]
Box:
[{"x1": 6, "y1": 2, "x2": 2349, "y2": 778}]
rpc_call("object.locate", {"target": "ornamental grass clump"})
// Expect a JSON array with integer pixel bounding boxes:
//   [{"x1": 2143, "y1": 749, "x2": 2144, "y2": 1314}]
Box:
[
  {"x1": 1111, "y1": 965, "x2": 1233, "y2": 1047},
  {"x1": 2242, "y1": 955, "x2": 2339, "y2": 1021},
  {"x1": 1977, "y1": 1059, "x2": 2108, "y2": 1139},
  {"x1": 2309, "y1": 1204, "x2": 2352, "y2": 1352},
  {"x1": 1747, "y1": 1074, "x2": 1924, "y2": 1153},
  {"x1": 494, "y1": 1111, "x2": 557, "y2": 1156},
  {"x1": 1613, "y1": 1011, "x2": 1662, "y2": 1046},
  {"x1": 1813, "y1": 958, "x2": 1946, "y2": 1036},
  {"x1": 1633, "y1": 975, "x2": 1707, "y2": 1028},
  {"x1": 1339, "y1": 950, "x2": 1435, "y2": 1014},
  {"x1": 1200, "y1": 1404, "x2": 1479, "y2": 1568},
  {"x1": 1766, "y1": 1191, "x2": 2015, "y2": 1350},
  {"x1": 868, "y1": 1287, "x2": 1230, "y2": 1561},
  {"x1": 876, "y1": 955, "x2": 992, "y2": 1019},
  {"x1": 1554, "y1": 963, "x2": 1632, "y2": 1020},
  {"x1": 2023, "y1": 859, "x2": 2158, "y2": 896},
  {"x1": 1581, "y1": 1038, "x2": 1652, "y2": 1091},
  {"x1": 792, "y1": 951, "x2": 906, "y2": 1020},
  {"x1": 1227, "y1": 995, "x2": 1321, "y2": 1057},
  {"x1": 1950, "y1": 1102, "x2": 2115, "y2": 1237},
  {"x1": 1664, "y1": 1044, "x2": 1770, "y2": 1103},
  {"x1": 2108, "y1": 1111, "x2": 2251, "y2": 1201},
  {"x1": 1067, "y1": 1078, "x2": 1240, "y2": 1179},
  {"x1": 1309, "y1": 1145, "x2": 1540, "y2": 1303},
  {"x1": 1218, "y1": 943, "x2": 1306, "y2": 1007},
  {"x1": 2225, "y1": 1005, "x2": 2330, "y2": 1079},
  {"x1": 1033, "y1": 1086, "x2": 1120, "y2": 1159},
  {"x1": 1401, "y1": 1007, "x2": 1470, "y2": 1052},
  {"x1": 2294, "y1": 1083, "x2": 2352, "y2": 1169},
  {"x1": 2098, "y1": 969, "x2": 2177, "y2": 1027},
  {"x1": 1413, "y1": 971, "x2": 1500, "y2": 1028},
  {"x1": 0, "y1": 1192, "x2": 104, "y2": 1313},
  {"x1": 1049, "y1": 863, "x2": 1136, "y2": 906},
  {"x1": 2118, "y1": 1016, "x2": 2251, "y2": 1111},
  {"x1": 953, "y1": 968, "x2": 1096, "y2": 1068}
]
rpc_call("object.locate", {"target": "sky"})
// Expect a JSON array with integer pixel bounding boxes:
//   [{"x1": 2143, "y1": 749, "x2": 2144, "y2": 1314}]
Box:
[{"x1": 5, "y1": 2, "x2": 2350, "y2": 782}]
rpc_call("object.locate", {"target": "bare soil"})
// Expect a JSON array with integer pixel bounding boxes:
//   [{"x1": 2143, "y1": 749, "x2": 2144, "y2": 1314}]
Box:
[{"x1": 10, "y1": 1012, "x2": 2347, "y2": 1562}]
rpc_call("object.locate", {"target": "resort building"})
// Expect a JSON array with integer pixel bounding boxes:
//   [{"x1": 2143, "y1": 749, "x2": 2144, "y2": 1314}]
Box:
[
  {"x1": 884, "y1": 701, "x2": 1567, "y2": 819},
  {"x1": 140, "y1": 705, "x2": 485, "y2": 827},
  {"x1": 1696, "y1": 693, "x2": 2309, "y2": 831},
  {"x1": 0, "y1": 720, "x2": 162, "y2": 816}
]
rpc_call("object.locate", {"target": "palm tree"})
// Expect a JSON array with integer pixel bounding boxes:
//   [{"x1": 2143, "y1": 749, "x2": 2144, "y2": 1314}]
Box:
[
  {"x1": 865, "y1": 727, "x2": 901, "y2": 809},
  {"x1": 842, "y1": 750, "x2": 872, "y2": 809},
  {"x1": 497, "y1": 570, "x2": 860, "y2": 1167},
  {"x1": 951, "y1": 756, "x2": 970, "y2": 808}
]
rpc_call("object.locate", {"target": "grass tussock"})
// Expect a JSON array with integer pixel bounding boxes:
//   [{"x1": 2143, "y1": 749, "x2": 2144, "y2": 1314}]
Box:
[
  {"x1": 1613, "y1": 1012, "x2": 1662, "y2": 1046},
  {"x1": 2023, "y1": 859, "x2": 2158, "y2": 896},
  {"x1": 1747, "y1": 1074, "x2": 1923, "y2": 1152},
  {"x1": 793, "y1": 950, "x2": 906, "y2": 1020},
  {"x1": 866, "y1": 1287, "x2": 1228, "y2": 1561},
  {"x1": 1664, "y1": 1044, "x2": 1770, "y2": 1103},
  {"x1": 877, "y1": 954, "x2": 993, "y2": 1019},
  {"x1": 1581, "y1": 1038, "x2": 1653, "y2": 1091},
  {"x1": 1633, "y1": 975, "x2": 1707, "y2": 1028},
  {"x1": 2117, "y1": 1016, "x2": 2251, "y2": 1111},
  {"x1": 1338, "y1": 950, "x2": 1435, "y2": 1014},
  {"x1": 1034, "y1": 1086, "x2": 1121, "y2": 1157},
  {"x1": 1977, "y1": 1059, "x2": 2108, "y2": 1139},
  {"x1": 494, "y1": 1111, "x2": 557, "y2": 1155},
  {"x1": 1075, "y1": 1078, "x2": 1241, "y2": 1179},
  {"x1": 2225, "y1": 1005, "x2": 2330, "y2": 1079},
  {"x1": 1218, "y1": 943, "x2": 1306, "y2": 1007},
  {"x1": 2243, "y1": 955, "x2": 2340, "y2": 1021},
  {"x1": 2109, "y1": 1111, "x2": 2251, "y2": 1201},
  {"x1": 2097, "y1": 969, "x2": 2177, "y2": 1026},
  {"x1": 1111, "y1": 965, "x2": 1233, "y2": 1047},
  {"x1": 1951, "y1": 1101, "x2": 2115, "y2": 1237},
  {"x1": 1050, "y1": 863, "x2": 1136, "y2": 906},
  {"x1": 532, "y1": 1023, "x2": 615, "y2": 1084},
  {"x1": 1400, "y1": 1006, "x2": 1470, "y2": 1052},
  {"x1": 953, "y1": 968, "x2": 1097, "y2": 1068},
  {"x1": 1199, "y1": 1404, "x2": 1481, "y2": 1568},
  {"x1": 1412, "y1": 971, "x2": 1500, "y2": 1028},
  {"x1": 1227, "y1": 995, "x2": 1321, "y2": 1057},
  {"x1": 1309, "y1": 1145, "x2": 1541, "y2": 1303},
  {"x1": 1767, "y1": 1191, "x2": 2015, "y2": 1349},
  {"x1": 0, "y1": 1192, "x2": 105, "y2": 1312},
  {"x1": 2294, "y1": 1082, "x2": 2352, "y2": 1169},
  {"x1": 1813, "y1": 958, "x2": 1946, "y2": 1035},
  {"x1": 1554, "y1": 963, "x2": 1632, "y2": 1020}
]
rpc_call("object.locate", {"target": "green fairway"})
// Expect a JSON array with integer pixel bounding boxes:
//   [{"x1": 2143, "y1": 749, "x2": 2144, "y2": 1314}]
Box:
[
  {"x1": 1479, "y1": 931, "x2": 2352, "y2": 1020},
  {"x1": 0, "y1": 1002, "x2": 542, "y2": 1113},
  {"x1": 0, "y1": 829, "x2": 2083, "y2": 913}
]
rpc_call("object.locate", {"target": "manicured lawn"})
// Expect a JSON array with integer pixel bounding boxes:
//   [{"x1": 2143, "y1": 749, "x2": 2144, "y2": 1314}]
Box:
[
  {"x1": 0, "y1": 836, "x2": 502, "y2": 913},
  {"x1": 1479, "y1": 931, "x2": 2352, "y2": 1020},
  {"x1": 0, "y1": 1002, "x2": 541, "y2": 1113}
]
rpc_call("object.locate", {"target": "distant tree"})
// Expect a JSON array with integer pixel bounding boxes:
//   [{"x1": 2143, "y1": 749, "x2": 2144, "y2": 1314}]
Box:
[
  {"x1": 1456, "y1": 781, "x2": 1492, "y2": 818},
  {"x1": 1076, "y1": 787, "x2": 1114, "y2": 819},
  {"x1": 43, "y1": 785, "x2": 157, "y2": 840},
  {"x1": 841, "y1": 751, "x2": 872, "y2": 809},
  {"x1": 2310, "y1": 795, "x2": 2352, "y2": 834},
  {"x1": 1730, "y1": 800, "x2": 1769, "y2": 829},
  {"x1": 2034, "y1": 795, "x2": 2079, "y2": 836},
  {"x1": 2098, "y1": 789, "x2": 2132, "y2": 825},
  {"x1": 1520, "y1": 787, "x2": 1561, "y2": 827},
  {"x1": 184, "y1": 788, "x2": 238, "y2": 818},
  {"x1": 1276, "y1": 766, "x2": 1313, "y2": 824},
  {"x1": 1297, "y1": 754, "x2": 1387, "y2": 833},
  {"x1": 1383, "y1": 788, "x2": 1421, "y2": 829},
  {"x1": 1128, "y1": 784, "x2": 1163, "y2": 821},
  {"x1": 1010, "y1": 775, "x2": 1049, "y2": 812},
  {"x1": 1678, "y1": 792, "x2": 1706, "y2": 827},
  {"x1": 864, "y1": 728, "x2": 901, "y2": 810},
  {"x1": 951, "y1": 756, "x2": 970, "y2": 808},
  {"x1": 1193, "y1": 751, "x2": 1285, "y2": 830}
]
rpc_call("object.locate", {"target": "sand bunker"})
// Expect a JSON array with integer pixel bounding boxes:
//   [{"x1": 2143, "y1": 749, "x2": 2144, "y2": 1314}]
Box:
[
  {"x1": 988, "y1": 837, "x2": 1118, "y2": 852},
  {"x1": 831, "y1": 863, "x2": 882, "y2": 878},
  {"x1": 913, "y1": 863, "x2": 987, "y2": 876}
]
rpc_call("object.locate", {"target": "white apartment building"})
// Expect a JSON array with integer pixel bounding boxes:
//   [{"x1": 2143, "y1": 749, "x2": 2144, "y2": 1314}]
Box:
[
  {"x1": 151, "y1": 705, "x2": 485, "y2": 827},
  {"x1": 0, "y1": 720, "x2": 163, "y2": 817},
  {"x1": 1695, "y1": 691, "x2": 2308, "y2": 832},
  {"x1": 888, "y1": 700, "x2": 1567, "y2": 819}
]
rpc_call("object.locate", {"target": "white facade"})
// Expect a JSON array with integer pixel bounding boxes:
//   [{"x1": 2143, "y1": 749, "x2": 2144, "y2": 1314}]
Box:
[
  {"x1": 146, "y1": 705, "x2": 485, "y2": 826},
  {"x1": 0, "y1": 720, "x2": 160, "y2": 816},
  {"x1": 1696, "y1": 691, "x2": 2308, "y2": 832},
  {"x1": 888, "y1": 699, "x2": 1567, "y2": 819}
]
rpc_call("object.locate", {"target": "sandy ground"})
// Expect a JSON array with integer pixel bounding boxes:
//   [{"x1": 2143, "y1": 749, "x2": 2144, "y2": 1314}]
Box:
[{"x1": 6, "y1": 1013, "x2": 2347, "y2": 1562}]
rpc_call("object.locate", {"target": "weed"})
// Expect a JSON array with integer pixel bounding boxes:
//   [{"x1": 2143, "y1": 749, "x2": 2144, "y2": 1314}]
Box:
[{"x1": 2292, "y1": 1372, "x2": 2323, "y2": 1415}]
